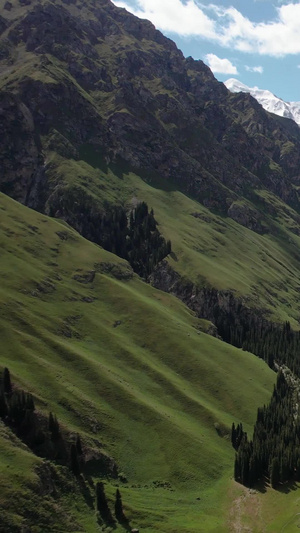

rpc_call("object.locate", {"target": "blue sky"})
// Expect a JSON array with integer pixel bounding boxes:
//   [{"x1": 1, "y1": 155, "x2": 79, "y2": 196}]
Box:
[{"x1": 112, "y1": 0, "x2": 300, "y2": 102}]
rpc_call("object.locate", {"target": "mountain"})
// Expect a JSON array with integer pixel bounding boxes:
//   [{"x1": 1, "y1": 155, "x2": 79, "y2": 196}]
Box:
[
  {"x1": 225, "y1": 77, "x2": 300, "y2": 126},
  {"x1": 0, "y1": 191, "x2": 275, "y2": 532},
  {"x1": 2, "y1": 0, "x2": 300, "y2": 321},
  {"x1": 2, "y1": 0, "x2": 300, "y2": 218},
  {"x1": 2, "y1": 0, "x2": 300, "y2": 530}
]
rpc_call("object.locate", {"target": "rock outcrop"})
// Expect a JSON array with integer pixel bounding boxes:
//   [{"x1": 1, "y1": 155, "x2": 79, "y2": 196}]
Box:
[{"x1": 149, "y1": 260, "x2": 270, "y2": 346}]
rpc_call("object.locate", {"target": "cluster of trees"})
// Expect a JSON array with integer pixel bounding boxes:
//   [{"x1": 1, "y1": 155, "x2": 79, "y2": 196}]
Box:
[
  {"x1": 127, "y1": 202, "x2": 171, "y2": 278},
  {"x1": 213, "y1": 306, "x2": 300, "y2": 375},
  {"x1": 0, "y1": 367, "x2": 83, "y2": 474},
  {"x1": 96, "y1": 483, "x2": 128, "y2": 526},
  {"x1": 0, "y1": 367, "x2": 36, "y2": 434},
  {"x1": 81, "y1": 201, "x2": 171, "y2": 277},
  {"x1": 1, "y1": 368, "x2": 132, "y2": 523},
  {"x1": 241, "y1": 321, "x2": 300, "y2": 374},
  {"x1": 233, "y1": 371, "x2": 300, "y2": 488}
]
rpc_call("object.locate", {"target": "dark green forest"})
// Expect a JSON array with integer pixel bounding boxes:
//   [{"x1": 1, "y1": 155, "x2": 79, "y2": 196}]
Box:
[
  {"x1": 213, "y1": 310, "x2": 300, "y2": 376},
  {"x1": 79, "y1": 201, "x2": 171, "y2": 278},
  {"x1": 233, "y1": 371, "x2": 300, "y2": 488}
]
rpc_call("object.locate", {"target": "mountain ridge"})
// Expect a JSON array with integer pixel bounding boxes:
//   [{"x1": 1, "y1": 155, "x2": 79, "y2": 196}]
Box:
[
  {"x1": 2, "y1": 0, "x2": 300, "y2": 219},
  {"x1": 225, "y1": 77, "x2": 300, "y2": 126}
]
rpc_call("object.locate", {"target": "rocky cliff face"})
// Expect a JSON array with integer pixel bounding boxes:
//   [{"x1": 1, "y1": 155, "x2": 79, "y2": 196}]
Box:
[
  {"x1": 149, "y1": 260, "x2": 273, "y2": 351},
  {"x1": 149, "y1": 259, "x2": 263, "y2": 321},
  {"x1": 1, "y1": 0, "x2": 300, "y2": 227}
]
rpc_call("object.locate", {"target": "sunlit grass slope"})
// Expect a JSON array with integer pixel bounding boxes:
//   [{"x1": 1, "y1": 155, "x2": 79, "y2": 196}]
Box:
[
  {"x1": 46, "y1": 152, "x2": 300, "y2": 326},
  {"x1": 121, "y1": 173, "x2": 300, "y2": 326},
  {"x1": 0, "y1": 192, "x2": 276, "y2": 531}
]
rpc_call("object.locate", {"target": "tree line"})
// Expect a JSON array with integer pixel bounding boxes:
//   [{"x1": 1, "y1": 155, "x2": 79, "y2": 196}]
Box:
[
  {"x1": 213, "y1": 306, "x2": 300, "y2": 377},
  {"x1": 233, "y1": 370, "x2": 300, "y2": 488}
]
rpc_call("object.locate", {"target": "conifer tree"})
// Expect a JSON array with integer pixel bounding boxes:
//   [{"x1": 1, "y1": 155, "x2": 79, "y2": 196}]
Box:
[
  {"x1": 49, "y1": 411, "x2": 55, "y2": 432},
  {"x1": 231, "y1": 423, "x2": 236, "y2": 449},
  {"x1": 96, "y1": 482, "x2": 114, "y2": 524},
  {"x1": 70, "y1": 443, "x2": 80, "y2": 476},
  {"x1": 26, "y1": 393, "x2": 35, "y2": 411},
  {"x1": 49, "y1": 412, "x2": 60, "y2": 440},
  {"x1": 270, "y1": 457, "x2": 280, "y2": 489},
  {"x1": 3, "y1": 367, "x2": 12, "y2": 395},
  {"x1": 76, "y1": 434, "x2": 83, "y2": 455},
  {"x1": 233, "y1": 371, "x2": 300, "y2": 489},
  {"x1": 115, "y1": 489, "x2": 125, "y2": 522},
  {"x1": 0, "y1": 390, "x2": 8, "y2": 418},
  {"x1": 19, "y1": 409, "x2": 36, "y2": 439}
]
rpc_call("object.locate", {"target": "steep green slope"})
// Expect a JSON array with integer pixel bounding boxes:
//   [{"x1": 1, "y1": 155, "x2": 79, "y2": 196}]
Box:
[
  {"x1": 1, "y1": 0, "x2": 300, "y2": 333},
  {"x1": 41, "y1": 155, "x2": 300, "y2": 324},
  {"x1": 0, "y1": 192, "x2": 275, "y2": 531},
  {"x1": 113, "y1": 169, "x2": 300, "y2": 325}
]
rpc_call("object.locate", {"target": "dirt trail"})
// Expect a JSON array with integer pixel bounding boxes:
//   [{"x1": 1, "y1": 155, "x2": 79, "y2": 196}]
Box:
[{"x1": 229, "y1": 484, "x2": 264, "y2": 533}]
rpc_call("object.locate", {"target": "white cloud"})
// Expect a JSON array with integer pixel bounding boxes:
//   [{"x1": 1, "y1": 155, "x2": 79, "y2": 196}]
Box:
[
  {"x1": 114, "y1": 0, "x2": 216, "y2": 38},
  {"x1": 205, "y1": 53, "x2": 238, "y2": 74},
  {"x1": 112, "y1": 0, "x2": 300, "y2": 57},
  {"x1": 245, "y1": 65, "x2": 264, "y2": 73}
]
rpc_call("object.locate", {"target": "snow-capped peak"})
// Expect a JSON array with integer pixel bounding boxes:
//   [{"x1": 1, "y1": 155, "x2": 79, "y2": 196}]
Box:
[{"x1": 225, "y1": 78, "x2": 300, "y2": 127}]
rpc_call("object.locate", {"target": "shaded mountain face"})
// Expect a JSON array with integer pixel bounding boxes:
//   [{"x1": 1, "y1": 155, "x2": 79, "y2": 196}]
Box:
[{"x1": 1, "y1": 0, "x2": 300, "y2": 228}]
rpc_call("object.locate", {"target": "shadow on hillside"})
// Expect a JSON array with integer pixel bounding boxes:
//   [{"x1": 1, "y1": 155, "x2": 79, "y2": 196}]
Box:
[
  {"x1": 96, "y1": 514, "x2": 117, "y2": 530},
  {"x1": 113, "y1": 157, "x2": 179, "y2": 192},
  {"x1": 77, "y1": 144, "x2": 183, "y2": 197},
  {"x1": 251, "y1": 478, "x2": 300, "y2": 494},
  {"x1": 253, "y1": 479, "x2": 267, "y2": 494},
  {"x1": 116, "y1": 516, "x2": 132, "y2": 531},
  {"x1": 78, "y1": 144, "x2": 109, "y2": 173},
  {"x1": 276, "y1": 480, "x2": 300, "y2": 494},
  {"x1": 78, "y1": 476, "x2": 95, "y2": 509}
]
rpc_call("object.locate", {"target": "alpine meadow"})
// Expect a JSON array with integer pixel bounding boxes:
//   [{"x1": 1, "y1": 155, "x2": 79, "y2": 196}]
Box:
[{"x1": 2, "y1": 0, "x2": 300, "y2": 531}]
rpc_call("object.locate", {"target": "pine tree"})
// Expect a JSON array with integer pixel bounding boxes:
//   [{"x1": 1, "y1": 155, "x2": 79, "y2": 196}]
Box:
[
  {"x1": 9, "y1": 391, "x2": 25, "y2": 424},
  {"x1": 0, "y1": 390, "x2": 8, "y2": 418},
  {"x1": 115, "y1": 489, "x2": 125, "y2": 522},
  {"x1": 231, "y1": 423, "x2": 236, "y2": 449},
  {"x1": 76, "y1": 434, "x2": 83, "y2": 455},
  {"x1": 49, "y1": 411, "x2": 55, "y2": 432},
  {"x1": 70, "y1": 444, "x2": 80, "y2": 476},
  {"x1": 49, "y1": 412, "x2": 60, "y2": 440},
  {"x1": 25, "y1": 393, "x2": 35, "y2": 411},
  {"x1": 19, "y1": 409, "x2": 36, "y2": 439},
  {"x1": 234, "y1": 453, "x2": 240, "y2": 481},
  {"x1": 96, "y1": 482, "x2": 114, "y2": 524},
  {"x1": 3, "y1": 367, "x2": 12, "y2": 395}
]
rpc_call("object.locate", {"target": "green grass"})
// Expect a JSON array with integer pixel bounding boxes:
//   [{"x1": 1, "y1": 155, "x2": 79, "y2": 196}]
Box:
[
  {"x1": 125, "y1": 173, "x2": 300, "y2": 323},
  {"x1": 44, "y1": 151, "x2": 300, "y2": 325},
  {"x1": 225, "y1": 479, "x2": 300, "y2": 533},
  {"x1": 0, "y1": 192, "x2": 277, "y2": 531}
]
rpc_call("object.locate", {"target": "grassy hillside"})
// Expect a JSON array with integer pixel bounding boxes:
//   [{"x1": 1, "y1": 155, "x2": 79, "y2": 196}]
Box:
[
  {"x1": 45, "y1": 152, "x2": 300, "y2": 326},
  {"x1": 2, "y1": 1, "x2": 300, "y2": 530},
  {"x1": 0, "y1": 192, "x2": 276, "y2": 531}
]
